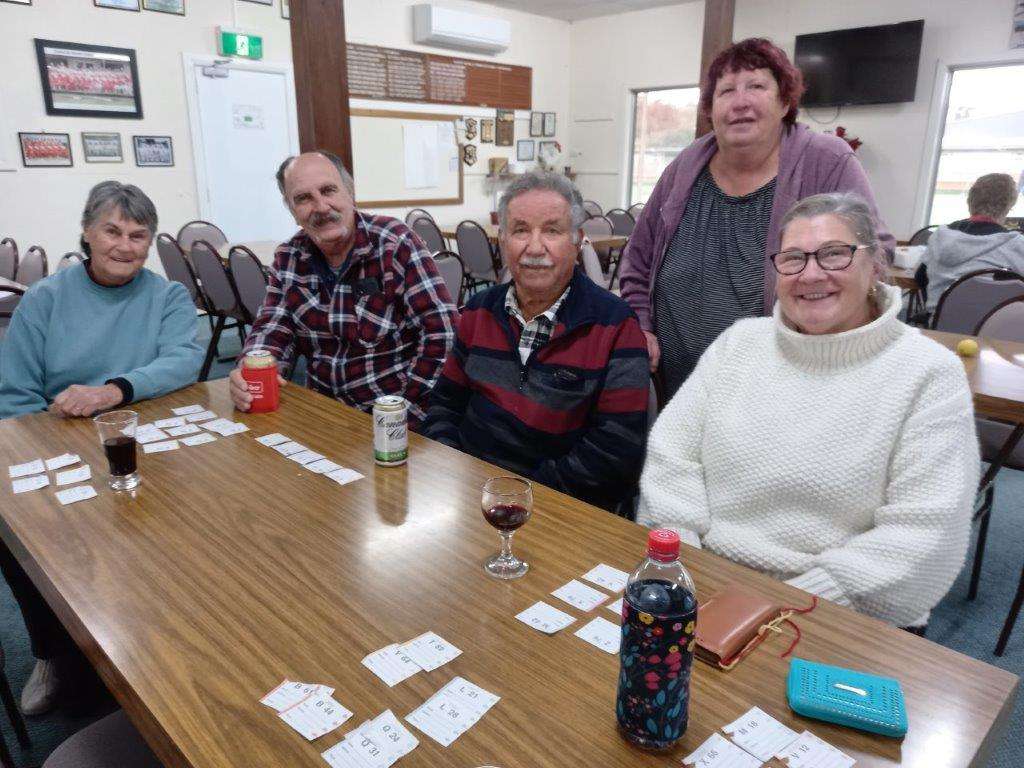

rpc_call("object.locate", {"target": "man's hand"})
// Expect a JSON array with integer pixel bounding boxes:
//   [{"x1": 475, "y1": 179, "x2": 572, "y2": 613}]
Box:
[
  {"x1": 49, "y1": 384, "x2": 124, "y2": 418},
  {"x1": 229, "y1": 364, "x2": 286, "y2": 412},
  {"x1": 643, "y1": 330, "x2": 661, "y2": 373}
]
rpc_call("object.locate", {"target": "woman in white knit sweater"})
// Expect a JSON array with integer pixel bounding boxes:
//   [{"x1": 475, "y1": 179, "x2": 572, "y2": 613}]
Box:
[{"x1": 638, "y1": 192, "x2": 979, "y2": 629}]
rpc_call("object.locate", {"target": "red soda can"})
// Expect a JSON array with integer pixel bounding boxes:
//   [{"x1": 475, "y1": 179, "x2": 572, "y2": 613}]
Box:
[{"x1": 241, "y1": 350, "x2": 279, "y2": 413}]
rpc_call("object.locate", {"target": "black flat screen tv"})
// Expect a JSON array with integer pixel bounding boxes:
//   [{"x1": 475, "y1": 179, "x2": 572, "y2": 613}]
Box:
[{"x1": 794, "y1": 20, "x2": 924, "y2": 108}]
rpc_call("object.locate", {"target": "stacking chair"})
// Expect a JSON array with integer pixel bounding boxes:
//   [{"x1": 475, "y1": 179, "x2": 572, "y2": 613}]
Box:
[
  {"x1": 1, "y1": 638, "x2": 31, "y2": 768},
  {"x1": 582, "y1": 200, "x2": 603, "y2": 219},
  {"x1": 930, "y1": 268, "x2": 1024, "y2": 334},
  {"x1": 228, "y1": 245, "x2": 269, "y2": 325},
  {"x1": 411, "y1": 217, "x2": 446, "y2": 255},
  {"x1": 578, "y1": 240, "x2": 607, "y2": 286},
  {"x1": 627, "y1": 202, "x2": 645, "y2": 220},
  {"x1": 57, "y1": 252, "x2": 84, "y2": 271},
  {"x1": 581, "y1": 215, "x2": 616, "y2": 280},
  {"x1": 432, "y1": 250, "x2": 467, "y2": 307},
  {"x1": 404, "y1": 208, "x2": 435, "y2": 227},
  {"x1": 0, "y1": 239, "x2": 17, "y2": 282},
  {"x1": 605, "y1": 208, "x2": 636, "y2": 237},
  {"x1": 177, "y1": 220, "x2": 228, "y2": 253},
  {"x1": 15, "y1": 246, "x2": 47, "y2": 286},
  {"x1": 157, "y1": 234, "x2": 213, "y2": 335},
  {"x1": 0, "y1": 286, "x2": 25, "y2": 344},
  {"x1": 191, "y1": 241, "x2": 248, "y2": 381},
  {"x1": 908, "y1": 225, "x2": 938, "y2": 247},
  {"x1": 455, "y1": 220, "x2": 499, "y2": 290}
]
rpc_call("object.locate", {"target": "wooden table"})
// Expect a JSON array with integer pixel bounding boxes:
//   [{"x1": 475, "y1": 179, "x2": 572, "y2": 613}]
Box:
[
  {"x1": 217, "y1": 241, "x2": 280, "y2": 266},
  {"x1": 0, "y1": 382, "x2": 1017, "y2": 768},
  {"x1": 923, "y1": 330, "x2": 1024, "y2": 423},
  {"x1": 440, "y1": 222, "x2": 628, "y2": 251},
  {"x1": 888, "y1": 266, "x2": 919, "y2": 292}
]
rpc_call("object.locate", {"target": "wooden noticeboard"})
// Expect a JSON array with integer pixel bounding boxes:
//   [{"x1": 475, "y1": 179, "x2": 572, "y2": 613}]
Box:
[{"x1": 347, "y1": 43, "x2": 531, "y2": 110}]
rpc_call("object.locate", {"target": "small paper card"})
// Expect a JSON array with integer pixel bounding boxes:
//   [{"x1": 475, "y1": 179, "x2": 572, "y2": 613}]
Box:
[
  {"x1": 256, "y1": 433, "x2": 290, "y2": 447},
  {"x1": 404, "y1": 676, "x2": 499, "y2": 747},
  {"x1": 171, "y1": 404, "x2": 206, "y2": 415},
  {"x1": 260, "y1": 680, "x2": 335, "y2": 712},
  {"x1": 398, "y1": 631, "x2": 462, "y2": 672},
  {"x1": 683, "y1": 732, "x2": 763, "y2": 768},
  {"x1": 515, "y1": 601, "x2": 576, "y2": 634},
  {"x1": 279, "y1": 691, "x2": 352, "y2": 741},
  {"x1": 723, "y1": 706, "x2": 799, "y2": 762},
  {"x1": 362, "y1": 643, "x2": 423, "y2": 687},
  {"x1": 357, "y1": 710, "x2": 419, "y2": 764},
  {"x1": 327, "y1": 468, "x2": 364, "y2": 486},
  {"x1": 306, "y1": 458, "x2": 343, "y2": 474},
  {"x1": 153, "y1": 417, "x2": 187, "y2": 429},
  {"x1": 12, "y1": 475, "x2": 49, "y2": 494},
  {"x1": 290, "y1": 450, "x2": 326, "y2": 465},
  {"x1": 9, "y1": 459, "x2": 45, "y2": 479},
  {"x1": 582, "y1": 563, "x2": 630, "y2": 592},
  {"x1": 166, "y1": 424, "x2": 201, "y2": 436},
  {"x1": 203, "y1": 418, "x2": 249, "y2": 436},
  {"x1": 775, "y1": 731, "x2": 854, "y2": 768},
  {"x1": 55, "y1": 485, "x2": 97, "y2": 505},
  {"x1": 182, "y1": 433, "x2": 217, "y2": 447},
  {"x1": 574, "y1": 617, "x2": 621, "y2": 654},
  {"x1": 606, "y1": 597, "x2": 625, "y2": 615},
  {"x1": 45, "y1": 453, "x2": 81, "y2": 472},
  {"x1": 143, "y1": 440, "x2": 180, "y2": 454},
  {"x1": 274, "y1": 441, "x2": 307, "y2": 457},
  {"x1": 55, "y1": 465, "x2": 91, "y2": 486},
  {"x1": 184, "y1": 410, "x2": 218, "y2": 422},
  {"x1": 135, "y1": 428, "x2": 170, "y2": 445},
  {"x1": 551, "y1": 579, "x2": 608, "y2": 611}
]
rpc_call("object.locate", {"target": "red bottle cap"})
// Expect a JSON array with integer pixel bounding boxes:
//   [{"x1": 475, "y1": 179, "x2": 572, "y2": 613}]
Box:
[{"x1": 647, "y1": 529, "x2": 680, "y2": 562}]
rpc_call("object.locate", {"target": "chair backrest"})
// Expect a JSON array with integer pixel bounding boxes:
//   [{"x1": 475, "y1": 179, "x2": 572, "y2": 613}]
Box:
[
  {"x1": 177, "y1": 220, "x2": 228, "y2": 252},
  {"x1": 57, "y1": 252, "x2": 84, "y2": 271},
  {"x1": 190, "y1": 240, "x2": 239, "y2": 314},
  {"x1": 582, "y1": 200, "x2": 603, "y2": 218},
  {"x1": 0, "y1": 285, "x2": 25, "y2": 343},
  {"x1": 975, "y1": 296, "x2": 1024, "y2": 341},
  {"x1": 156, "y1": 233, "x2": 201, "y2": 305},
  {"x1": 627, "y1": 202, "x2": 645, "y2": 220},
  {"x1": 909, "y1": 225, "x2": 938, "y2": 247},
  {"x1": 581, "y1": 216, "x2": 614, "y2": 239},
  {"x1": 605, "y1": 208, "x2": 635, "y2": 237},
  {"x1": 405, "y1": 208, "x2": 435, "y2": 227},
  {"x1": 432, "y1": 250, "x2": 466, "y2": 307},
  {"x1": 411, "y1": 217, "x2": 446, "y2": 255},
  {"x1": 228, "y1": 246, "x2": 269, "y2": 324},
  {"x1": 0, "y1": 238, "x2": 17, "y2": 282},
  {"x1": 16, "y1": 246, "x2": 47, "y2": 286},
  {"x1": 931, "y1": 268, "x2": 1024, "y2": 334},
  {"x1": 579, "y1": 240, "x2": 605, "y2": 284},
  {"x1": 454, "y1": 220, "x2": 497, "y2": 281}
]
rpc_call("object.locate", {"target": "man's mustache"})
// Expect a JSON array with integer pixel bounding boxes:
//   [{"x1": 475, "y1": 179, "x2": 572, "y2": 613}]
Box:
[
  {"x1": 518, "y1": 256, "x2": 554, "y2": 268},
  {"x1": 310, "y1": 210, "x2": 344, "y2": 227}
]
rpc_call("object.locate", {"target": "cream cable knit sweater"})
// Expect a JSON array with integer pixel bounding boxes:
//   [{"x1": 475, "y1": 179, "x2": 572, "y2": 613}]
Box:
[{"x1": 638, "y1": 284, "x2": 979, "y2": 627}]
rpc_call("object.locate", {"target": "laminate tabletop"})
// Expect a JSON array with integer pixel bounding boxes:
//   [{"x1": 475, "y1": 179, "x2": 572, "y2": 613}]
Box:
[
  {"x1": 0, "y1": 382, "x2": 1016, "y2": 768},
  {"x1": 923, "y1": 330, "x2": 1024, "y2": 422}
]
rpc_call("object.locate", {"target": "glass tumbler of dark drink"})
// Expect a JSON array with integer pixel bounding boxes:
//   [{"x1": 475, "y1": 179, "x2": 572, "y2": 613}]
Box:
[
  {"x1": 93, "y1": 410, "x2": 140, "y2": 490},
  {"x1": 481, "y1": 476, "x2": 532, "y2": 579}
]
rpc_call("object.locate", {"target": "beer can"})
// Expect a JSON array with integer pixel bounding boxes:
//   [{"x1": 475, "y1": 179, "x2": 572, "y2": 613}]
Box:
[
  {"x1": 373, "y1": 395, "x2": 408, "y2": 466},
  {"x1": 241, "y1": 349, "x2": 280, "y2": 413}
]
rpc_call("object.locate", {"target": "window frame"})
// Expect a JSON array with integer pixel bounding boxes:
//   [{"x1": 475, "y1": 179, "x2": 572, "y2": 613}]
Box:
[{"x1": 625, "y1": 84, "x2": 700, "y2": 208}]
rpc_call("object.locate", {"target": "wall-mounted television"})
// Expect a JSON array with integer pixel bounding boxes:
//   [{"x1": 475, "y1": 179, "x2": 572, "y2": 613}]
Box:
[{"x1": 794, "y1": 20, "x2": 924, "y2": 108}]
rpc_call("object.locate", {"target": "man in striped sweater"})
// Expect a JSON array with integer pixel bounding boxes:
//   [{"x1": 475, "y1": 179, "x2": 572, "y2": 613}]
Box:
[{"x1": 423, "y1": 172, "x2": 650, "y2": 511}]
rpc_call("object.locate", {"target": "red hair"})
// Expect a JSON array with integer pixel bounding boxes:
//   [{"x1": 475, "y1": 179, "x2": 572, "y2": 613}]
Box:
[{"x1": 699, "y1": 38, "x2": 805, "y2": 126}]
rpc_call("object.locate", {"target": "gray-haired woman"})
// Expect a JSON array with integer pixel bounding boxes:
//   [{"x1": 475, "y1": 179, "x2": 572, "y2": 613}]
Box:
[
  {"x1": 638, "y1": 192, "x2": 978, "y2": 631},
  {"x1": 0, "y1": 180, "x2": 203, "y2": 419}
]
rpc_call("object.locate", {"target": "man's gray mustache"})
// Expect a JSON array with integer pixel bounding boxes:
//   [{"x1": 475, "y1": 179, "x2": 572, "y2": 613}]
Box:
[{"x1": 311, "y1": 211, "x2": 344, "y2": 226}]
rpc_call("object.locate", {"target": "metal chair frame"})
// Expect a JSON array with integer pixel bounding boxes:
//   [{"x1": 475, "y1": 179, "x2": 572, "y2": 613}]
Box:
[
  {"x1": 0, "y1": 238, "x2": 18, "y2": 283},
  {"x1": 227, "y1": 245, "x2": 269, "y2": 326},
  {"x1": 177, "y1": 220, "x2": 228, "y2": 252},
  {"x1": 15, "y1": 246, "x2": 48, "y2": 286},
  {"x1": 404, "y1": 208, "x2": 435, "y2": 226},
  {"x1": 908, "y1": 225, "x2": 939, "y2": 247},
  {"x1": 432, "y1": 249, "x2": 467, "y2": 307},
  {"x1": 191, "y1": 240, "x2": 248, "y2": 381},
  {"x1": 57, "y1": 252, "x2": 84, "y2": 271},
  {"x1": 929, "y1": 268, "x2": 1024, "y2": 333},
  {"x1": 454, "y1": 220, "x2": 500, "y2": 289},
  {"x1": 582, "y1": 200, "x2": 603, "y2": 219}
]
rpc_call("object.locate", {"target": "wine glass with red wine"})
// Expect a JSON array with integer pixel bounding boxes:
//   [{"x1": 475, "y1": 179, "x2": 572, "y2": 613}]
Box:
[
  {"x1": 481, "y1": 476, "x2": 532, "y2": 579},
  {"x1": 93, "y1": 410, "x2": 140, "y2": 491}
]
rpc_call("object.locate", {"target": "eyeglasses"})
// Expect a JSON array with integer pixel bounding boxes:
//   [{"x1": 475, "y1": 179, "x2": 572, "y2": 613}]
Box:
[{"x1": 769, "y1": 244, "x2": 870, "y2": 275}]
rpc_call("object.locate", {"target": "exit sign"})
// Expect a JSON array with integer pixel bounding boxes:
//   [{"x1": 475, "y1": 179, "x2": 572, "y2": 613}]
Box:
[{"x1": 217, "y1": 27, "x2": 263, "y2": 60}]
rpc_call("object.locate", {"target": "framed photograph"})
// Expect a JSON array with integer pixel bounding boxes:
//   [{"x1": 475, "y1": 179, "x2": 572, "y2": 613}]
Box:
[
  {"x1": 516, "y1": 139, "x2": 535, "y2": 162},
  {"x1": 82, "y1": 132, "x2": 123, "y2": 162},
  {"x1": 530, "y1": 111, "x2": 543, "y2": 137},
  {"x1": 281, "y1": 0, "x2": 289, "y2": 19},
  {"x1": 539, "y1": 140, "x2": 560, "y2": 160},
  {"x1": 143, "y1": 0, "x2": 185, "y2": 14},
  {"x1": 543, "y1": 112, "x2": 556, "y2": 137},
  {"x1": 480, "y1": 118, "x2": 494, "y2": 143},
  {"x1": 495, "y1": 108, "x2": 514, "y2": 147},
  {"x1": 94, "y1": 0, "x2": 140, "y2": 10},
  {"x1": 239, "y1": 0, "x2": 272, "y2": 4},
  {"x1": 35, "y1": 39, "x2": 143, "y2": 119},
  {"x1": 19, "y1": 132, "x2": 72, "y2": 167},
  {"x1": 133, "y1": 135, "x2": 173, "y2": 166},
  {"x1": 1, "y1": 0, "x2": 33, "y2": 5}
]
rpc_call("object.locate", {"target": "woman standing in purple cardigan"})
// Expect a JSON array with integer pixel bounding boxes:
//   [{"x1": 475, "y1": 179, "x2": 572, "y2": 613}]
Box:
[{"x1": 619, "y1": 38, "x2": 894, "y2": 400}]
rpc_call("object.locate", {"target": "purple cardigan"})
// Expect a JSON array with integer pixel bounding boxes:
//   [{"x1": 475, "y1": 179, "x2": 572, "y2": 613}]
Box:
[{"x1": 619, "y1": 123, "x2": 895, "y2": 331}]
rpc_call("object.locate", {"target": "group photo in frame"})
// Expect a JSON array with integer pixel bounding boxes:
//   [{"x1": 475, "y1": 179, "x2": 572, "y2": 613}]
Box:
[
  {"x1": 516, "y1": 139, "x2": 535, "y2": 162},
  {"x1": 143, "y1": 0, "x2": 185, "y2": 14},
  {"x1": 35, "y1": 39, "x2": 143, "y2": 119},
  {"x1": 19, "y1": 132, "x2": 72, "y2": 167},
  {"x1": 82, "y1": 132, "x2": 123, "y2": 163},
  {"x1": 543, "y1": 112, "x2": 556, "y2": 137},
  {"x1": 133, "y1": 135, "x2": 174, "y2": 166},
  {"x1": 94, "y1": 0, "x2": 140, "y2": 11},
  {"x1": 530, "y1": 111, "x2": 543, "y2": 137}
]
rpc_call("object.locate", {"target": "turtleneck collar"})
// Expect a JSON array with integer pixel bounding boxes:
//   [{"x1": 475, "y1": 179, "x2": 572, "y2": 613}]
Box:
[{"x1": 773, "y1": 282, "x2": 905, "y2": 370}]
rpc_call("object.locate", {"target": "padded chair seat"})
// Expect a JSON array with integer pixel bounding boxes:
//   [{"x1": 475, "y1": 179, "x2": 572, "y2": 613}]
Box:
[{"x1": 43, "y1": 710, "x2": 161, "y2": 768}]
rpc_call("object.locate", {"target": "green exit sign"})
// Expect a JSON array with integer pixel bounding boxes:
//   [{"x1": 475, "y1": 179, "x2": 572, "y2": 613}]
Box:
[{"x1": 217, "y1": 27, "x2": 263, "y2": 60}]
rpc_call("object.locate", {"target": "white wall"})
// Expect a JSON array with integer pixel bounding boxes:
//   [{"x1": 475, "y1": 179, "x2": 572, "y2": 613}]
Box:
[{"x1": 568, "y1": 1, "x2": 705, "y2": 209}]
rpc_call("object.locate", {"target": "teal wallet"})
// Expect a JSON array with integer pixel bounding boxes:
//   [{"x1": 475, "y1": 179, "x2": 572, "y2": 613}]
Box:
[{"x1": 786, "y1": 658, "x2": 908, "y2": 738}]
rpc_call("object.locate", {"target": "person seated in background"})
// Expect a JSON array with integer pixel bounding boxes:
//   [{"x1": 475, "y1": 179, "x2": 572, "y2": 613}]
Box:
[
  {"x1": 638, "y1": 193, "x2": 978, "y2": 632},
  {"x1": 229, "y1": 150, "x2": 457, "y2": 428},
  {"x1": 919, "y1": 172, "x2": 1024, "y2": 312},
  {"x1": 423, "y1": 171, "x2": 650, "y2": 512},
  {"x1": 0, "y1": 180, "x2": 203, "y2": 715}
]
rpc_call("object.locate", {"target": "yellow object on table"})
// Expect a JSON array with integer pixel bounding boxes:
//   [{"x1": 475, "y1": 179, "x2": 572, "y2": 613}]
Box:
[{"x1": 957, "y1": 339, "x2": 980, "y2": 357}]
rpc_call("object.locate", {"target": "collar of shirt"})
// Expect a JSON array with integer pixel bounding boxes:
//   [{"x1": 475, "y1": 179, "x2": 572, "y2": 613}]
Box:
[
  {"x1": 505, "y1": 283, "x2": 571, "y2": 364},
  {"x1": 305, "y1": 212, "x2": 375, "y2": 293},
  {"x1": 505, "y1": 283, "x2": 571, "y2": 328}
]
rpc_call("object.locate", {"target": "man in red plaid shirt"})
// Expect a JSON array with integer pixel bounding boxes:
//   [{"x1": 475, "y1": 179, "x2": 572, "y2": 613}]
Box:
[{"x1": 229, "y1": 151, "x2": 457, "y2": 426}]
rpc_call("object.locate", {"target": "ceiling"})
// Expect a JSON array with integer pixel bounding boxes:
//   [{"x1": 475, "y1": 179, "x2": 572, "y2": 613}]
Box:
[{"x1": 474, "y1": 0, "x2": 690, "y2": 22}]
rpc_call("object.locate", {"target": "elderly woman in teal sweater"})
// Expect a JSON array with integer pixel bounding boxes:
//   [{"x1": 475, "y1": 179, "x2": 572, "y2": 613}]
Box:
[
  {"x1": 0, "y1": 180, "x2": 202, "y2": 716},
  {"x1": 0, "y1": 180, "x2": 202, "y2": 418}
]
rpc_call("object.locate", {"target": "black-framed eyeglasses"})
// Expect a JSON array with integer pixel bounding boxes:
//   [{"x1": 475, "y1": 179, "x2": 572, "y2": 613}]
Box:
[{"x1": 769, "y1": 243, "x2": 870, "y2": 275}]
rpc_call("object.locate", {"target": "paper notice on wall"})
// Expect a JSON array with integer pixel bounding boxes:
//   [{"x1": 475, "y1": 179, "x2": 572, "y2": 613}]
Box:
[
  {"x1": 233, "y1": 104, "x2": 265, "y2": 130},
  {"x1": 1012, "y1": 1, "x2": 1024, "y2": 48},
  {"x1": 404, "y1": 123, "x2": 439, "y2": 189}
]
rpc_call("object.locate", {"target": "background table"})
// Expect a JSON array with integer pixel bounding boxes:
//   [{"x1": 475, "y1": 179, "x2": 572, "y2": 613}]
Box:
[
  {"x1": 0, "y1": 382, "x2": 1017, "y2": 768},
  {"x1": 923, "y1": 330, "x2": 1024, "y2": 423},
  {"x1": 439, "y1": 222, "x2": 628, "y2": 251}
]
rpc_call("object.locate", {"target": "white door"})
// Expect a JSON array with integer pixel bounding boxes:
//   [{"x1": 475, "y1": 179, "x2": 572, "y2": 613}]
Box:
[{"x1": 185, "y1": 57, "x2": 299, "y2": 243}]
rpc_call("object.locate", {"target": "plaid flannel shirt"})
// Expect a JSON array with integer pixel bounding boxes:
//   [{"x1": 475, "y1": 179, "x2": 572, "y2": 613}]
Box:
[
  {"x1": 242, "y1": 212, "x2": 457, "y2": 425},
  {"x1": 504, "y1": 284, "x2": 570, "y2": 364}
]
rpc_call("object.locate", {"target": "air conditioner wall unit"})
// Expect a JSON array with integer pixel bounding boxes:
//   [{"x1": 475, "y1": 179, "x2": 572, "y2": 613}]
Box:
[{"x1": 412, "y1": 4, "x2": 511, "y2": 55}]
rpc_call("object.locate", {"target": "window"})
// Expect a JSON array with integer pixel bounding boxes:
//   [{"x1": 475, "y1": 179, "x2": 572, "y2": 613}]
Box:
[
  {"x1": 628, "y1": 86, "x2": 700, "y2": 206},
  {"x1": 927, "y1": 64, "x2": 1024, "y2": 226}
]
